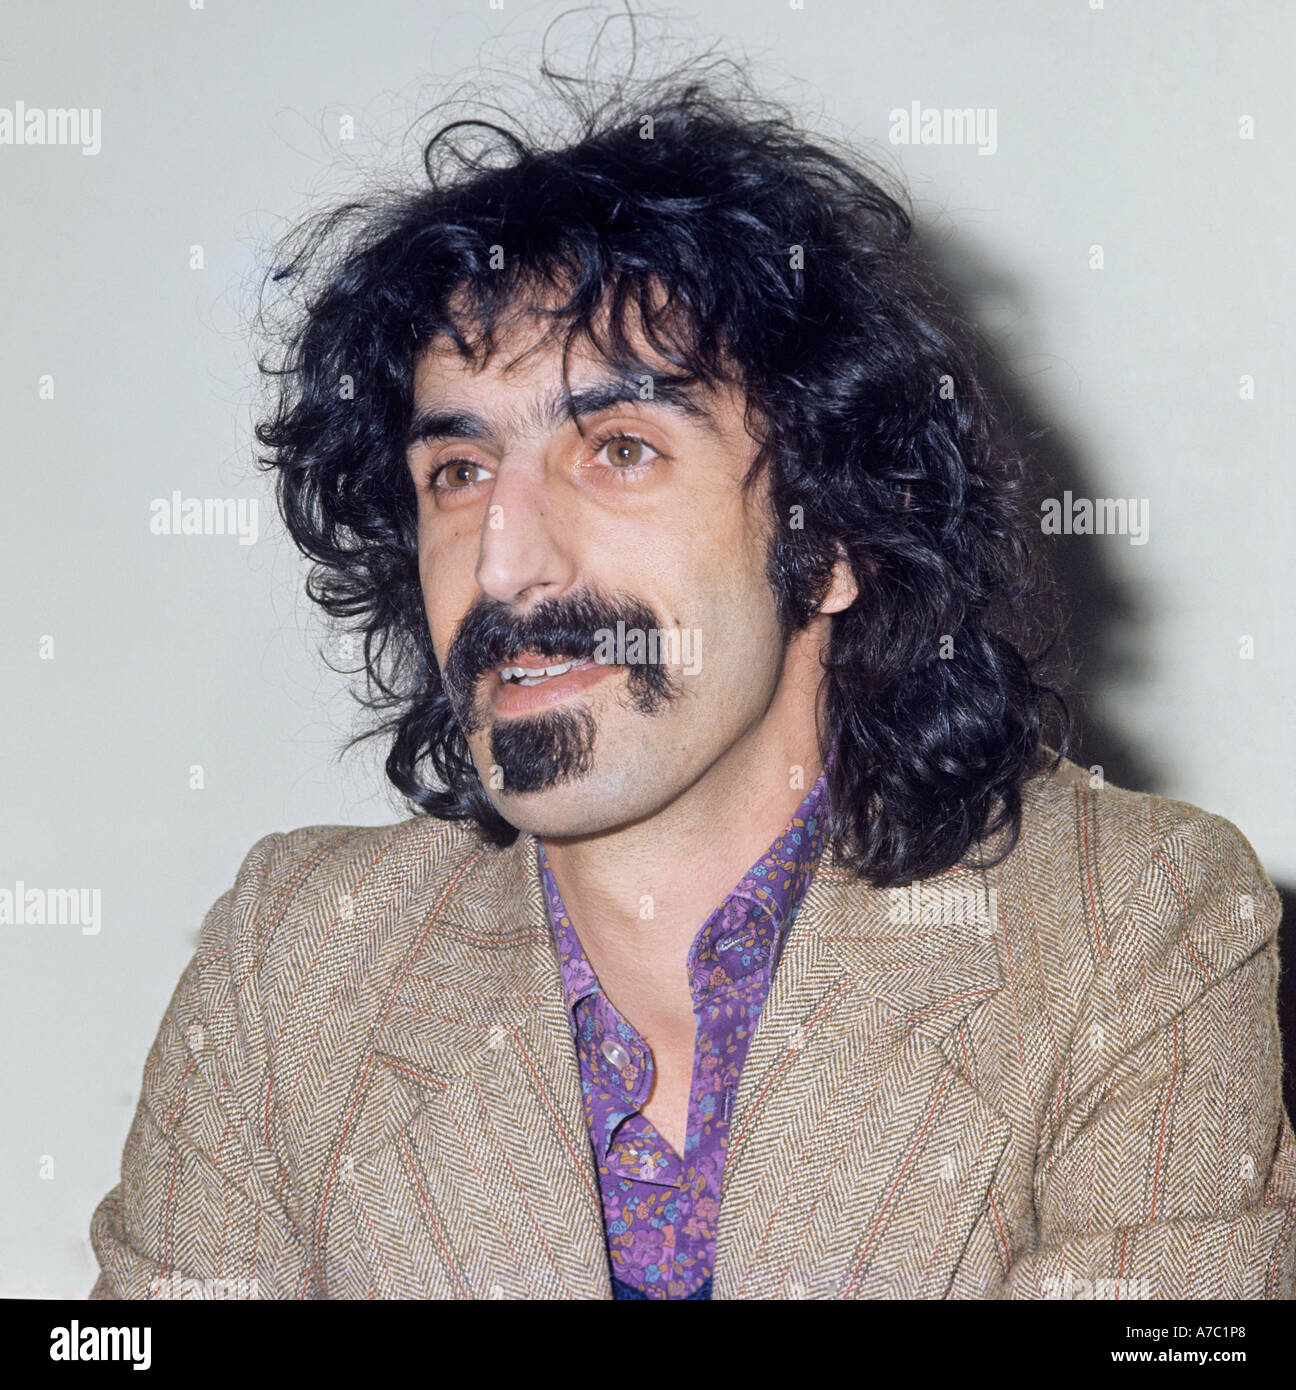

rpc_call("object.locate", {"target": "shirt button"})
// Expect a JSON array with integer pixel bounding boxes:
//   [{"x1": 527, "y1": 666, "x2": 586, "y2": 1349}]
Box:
[{"x1": 600, "y1": 1037, "x2": 631, "y2": 1070}]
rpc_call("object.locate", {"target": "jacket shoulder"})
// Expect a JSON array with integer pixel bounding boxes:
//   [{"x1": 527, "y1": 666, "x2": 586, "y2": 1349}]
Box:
[
  {"x1": 225, "y1": 813, "x2": 484, "y2": 902},
  {"x1": 975, "y1": 756, "x2": 1283, "y2": 1168},
  {"x1": 1009, "y1": 754, "x2": 1279, "y2": 1019},
  {"x1": 196, "y1": 814, "x2": 491, "y2": 1015},
  {"x1": 1018, "y1": 754, "x2": 1275, "y2": 917}
]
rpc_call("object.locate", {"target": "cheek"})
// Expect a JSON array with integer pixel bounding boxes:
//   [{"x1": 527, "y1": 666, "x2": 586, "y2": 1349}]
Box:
[
  {"x1": 666, "y1": 544, "x2": 783, "y2": 678},
  {"x1": 417, "y1": 514, "x2": 480, "y2": 627}
]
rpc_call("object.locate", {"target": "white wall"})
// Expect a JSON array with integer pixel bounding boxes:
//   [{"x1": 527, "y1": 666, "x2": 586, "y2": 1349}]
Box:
[{"x1": 1, "y1": 0, "x2": 1291, "y2": 1296}]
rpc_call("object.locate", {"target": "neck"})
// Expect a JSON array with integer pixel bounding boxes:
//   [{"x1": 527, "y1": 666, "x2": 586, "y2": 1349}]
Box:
[{"x1": 537, "y1": 705, "x2": 826, "y2": 1034}]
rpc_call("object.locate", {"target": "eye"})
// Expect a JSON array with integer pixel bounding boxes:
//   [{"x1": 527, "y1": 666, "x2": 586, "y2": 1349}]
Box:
[
  {"x1": 593, "y1": 433, "x2": 662, "y2": 470},
  {"x1": 430, "y1": 458, "x2": 493, "y2": 492}
]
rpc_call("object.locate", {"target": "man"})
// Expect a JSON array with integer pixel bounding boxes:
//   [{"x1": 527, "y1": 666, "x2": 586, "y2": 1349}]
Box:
[{"x1": 90, "y1": 75, "x2": 1295, "y2": 1300}]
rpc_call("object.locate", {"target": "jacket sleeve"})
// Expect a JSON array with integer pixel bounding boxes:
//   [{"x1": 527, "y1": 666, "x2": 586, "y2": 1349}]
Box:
[
  {"x1": 998, "y1": 807, "x2": 1296, "y2": 1299},
  {"x1": 89, "y1": 832, "x2": 314, "y2": 1299}
]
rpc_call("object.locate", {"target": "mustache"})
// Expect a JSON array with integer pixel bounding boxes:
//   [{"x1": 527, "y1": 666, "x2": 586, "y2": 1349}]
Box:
[{"x1": 442, "y1": 589, "x2": 678, "y2": 735}]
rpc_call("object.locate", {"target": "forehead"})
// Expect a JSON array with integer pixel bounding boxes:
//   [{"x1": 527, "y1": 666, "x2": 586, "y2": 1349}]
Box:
[
  {"x1": 413, "y1": 318, "x2": 651, "y2": 396},
  {"x1": 409, "y1": 288, "x2": 750, "y2": 437}
]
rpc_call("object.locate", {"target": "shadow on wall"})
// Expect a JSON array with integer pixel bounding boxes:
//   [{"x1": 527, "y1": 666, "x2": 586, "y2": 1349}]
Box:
[{"x1": 912, "y1": 225, "x2": 1296, "y2": 1130}]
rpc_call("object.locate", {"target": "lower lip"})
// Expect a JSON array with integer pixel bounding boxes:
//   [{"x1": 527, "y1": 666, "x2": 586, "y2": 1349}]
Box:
[{"x1": 489, "y1": 660, "x2": 619, "y2": 716}]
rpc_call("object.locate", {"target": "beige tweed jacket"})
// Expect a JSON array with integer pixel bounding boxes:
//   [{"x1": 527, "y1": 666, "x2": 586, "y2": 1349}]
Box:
[{"x1": 90, "y1": 757, "x2": 1296, "y2": 1299}]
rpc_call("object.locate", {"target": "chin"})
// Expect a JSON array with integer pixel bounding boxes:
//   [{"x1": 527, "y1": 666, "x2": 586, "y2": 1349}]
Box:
[{"x1": 487, "y1": 777, "x2": 649, "y2": 840}]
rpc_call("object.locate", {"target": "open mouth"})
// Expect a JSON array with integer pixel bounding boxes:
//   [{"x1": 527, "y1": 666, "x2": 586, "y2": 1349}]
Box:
[
  {"x1": 495, "y1": 654, "x2": 600, "y2": 687},
  {"x1": 488, "y1": 650, "x2": 618, "y2": 714}
]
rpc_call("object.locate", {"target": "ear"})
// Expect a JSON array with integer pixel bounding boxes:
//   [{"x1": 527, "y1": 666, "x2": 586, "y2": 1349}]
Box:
[{"x1": 818, "y1": 540, "x2": 860, "y2": 615}]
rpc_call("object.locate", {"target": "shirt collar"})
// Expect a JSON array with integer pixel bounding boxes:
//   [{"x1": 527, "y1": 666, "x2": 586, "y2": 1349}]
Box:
[{"x1": 538, "y1": 747, "x2": 834, "y2": 1016}]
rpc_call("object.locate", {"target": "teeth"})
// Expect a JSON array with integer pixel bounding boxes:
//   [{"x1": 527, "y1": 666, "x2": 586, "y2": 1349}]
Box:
[{"x1": 498, "y1": 660, "x2": 579, "y2": 686}]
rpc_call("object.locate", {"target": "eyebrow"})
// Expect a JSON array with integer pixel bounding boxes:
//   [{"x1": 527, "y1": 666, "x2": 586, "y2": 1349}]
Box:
[{"x1": 404, "y1": 374, "x2": 724, "y2": 450}]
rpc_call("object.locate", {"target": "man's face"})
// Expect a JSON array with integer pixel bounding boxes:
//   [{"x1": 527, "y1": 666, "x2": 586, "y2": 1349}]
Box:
[{"x1": 405, "y1": 306, "x2": 810, "y2": 839}]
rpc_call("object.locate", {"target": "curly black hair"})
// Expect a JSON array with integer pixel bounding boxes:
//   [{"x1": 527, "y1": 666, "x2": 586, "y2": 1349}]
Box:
[{"x1": 255, "y1": 54, "x2": 1070, "y2": 888}]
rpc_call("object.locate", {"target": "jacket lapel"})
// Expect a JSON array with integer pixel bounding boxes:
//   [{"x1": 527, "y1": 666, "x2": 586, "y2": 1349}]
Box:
[
  {"x1": 712, "y1": 854, "x2": 1014, "y2": 1299},
  {"x1": 341, "y1": 829, "x2": 612, "y2": 1299}
]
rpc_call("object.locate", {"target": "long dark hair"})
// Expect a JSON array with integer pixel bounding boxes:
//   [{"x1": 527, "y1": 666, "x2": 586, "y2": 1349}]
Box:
[{"x1": 255, "y1": 62, "x2": 1070, "y2": 887}]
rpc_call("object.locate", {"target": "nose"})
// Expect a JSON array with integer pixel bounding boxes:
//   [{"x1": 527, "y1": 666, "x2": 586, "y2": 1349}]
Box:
[{"x1": 473, "y1": 451, "x2": 578, "y2": 607}]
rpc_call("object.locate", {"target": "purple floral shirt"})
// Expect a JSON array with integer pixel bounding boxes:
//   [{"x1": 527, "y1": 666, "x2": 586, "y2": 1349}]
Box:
[{"x1": 537, "y1": 769, "x2": 830, "y2": 1299}]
